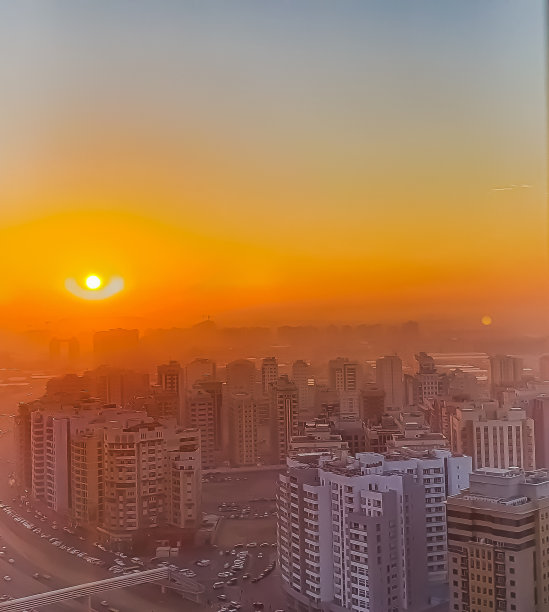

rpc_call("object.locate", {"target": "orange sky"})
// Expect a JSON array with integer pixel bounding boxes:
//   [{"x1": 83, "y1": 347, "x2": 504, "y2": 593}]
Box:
[{"x1": 0, "y1": 2, "x2": 547, "y2": 334}]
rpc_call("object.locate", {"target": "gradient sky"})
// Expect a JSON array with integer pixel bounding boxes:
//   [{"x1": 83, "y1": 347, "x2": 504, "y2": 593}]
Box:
[{"x1": 0, "y1": 1, "x2": 547, "y2": 332}]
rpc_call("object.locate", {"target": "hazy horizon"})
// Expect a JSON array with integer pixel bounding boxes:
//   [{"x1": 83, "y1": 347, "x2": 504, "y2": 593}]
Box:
[{"x1": 1, "y1": 1, "x2": 547, "y2": 333}]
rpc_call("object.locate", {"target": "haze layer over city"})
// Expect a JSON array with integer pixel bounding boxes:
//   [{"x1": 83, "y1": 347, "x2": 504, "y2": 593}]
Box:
[{"x1": 0, "y1": 2, "x2": 548, "y2": 612}]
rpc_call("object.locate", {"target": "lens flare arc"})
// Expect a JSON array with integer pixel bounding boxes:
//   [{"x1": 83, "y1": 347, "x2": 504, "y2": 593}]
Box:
[{"x1": 65, "y1": 276, "x2": 125, "y2": 300}]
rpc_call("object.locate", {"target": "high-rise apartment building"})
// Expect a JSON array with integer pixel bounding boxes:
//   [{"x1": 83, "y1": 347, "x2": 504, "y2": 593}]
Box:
[
  {"x1": 360, "y1": 449, "x2": 472, "y2": 582},
  {"x1": 342, "y1": 362, "x2": 361, "y2": 392},
  {"x1": 29, "y1": 398, "x2": 106, "y2": 514},
  {"x1": 270, "y1": 376, "x2": 299, "y2": 464},
  {"x1": 70, "y1": 425, "x2": 103, "y2": 526},
  {"x1": 261, "y1": 357, "x2": 279, "y2": 394},
  {"x1": 292, "y1": 360, "x2": 315, "y2": 420},
  {"x1": 329, "y1": 358, "x2": 362, "y2": 392},
  {"x1": 278, "y1": 453, "x2": 428, "y2": 612},
  {"x1": 376, "y1": 356, "x2": 404, "y2": 409},
  {"x1": 184, "y1": 386, "x2": 218, "y2": 469},
  {"x1": 24, "y1": 400, "x2": 201, "y2": 551},
  {"x1": 157, "y1": 360, "x2": 183, "y2": 395},
  {"x1": 328, "y1": 357, "x2": 348, "y2": 391},
  {"x1": 196, "y1": 380, "x2": 224, "y2": 462},
  {"x1": 99, "y1": 419, "x2": 200, "y2": 548},
  {"x1": 31, "y1": 411, "x2": 71, "y2": 513},
  {"x1": 292, "y1": 360, "x2": 309, "y2": 386},
  {"x1": 447, "y1": 467, "x2": 549, "y2": 611},
  {"x1": 157, "y1": 360, "x2": 184, "y2": 422},
  {"x1": 13, "y1": 402, "x2": 34, "y2": 492},
  {"x1": 228, "y1": 392, "x2": 258, "y2": 466},
  {"x1": 167, "y1": 429, "x2": 202, "y2": 530}
]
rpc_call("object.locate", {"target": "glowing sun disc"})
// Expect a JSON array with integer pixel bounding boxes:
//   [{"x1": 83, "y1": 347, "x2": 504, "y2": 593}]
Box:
[{"x1": 85, "y1": 275, "x2": 102, "y2": 289}]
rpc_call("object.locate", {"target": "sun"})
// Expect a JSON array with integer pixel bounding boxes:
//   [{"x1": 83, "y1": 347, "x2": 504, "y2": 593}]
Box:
[
  {"x1": 85, "y1": 275, "x2": 102, "y2": 290},
  {"x1": 66, "y1": 275, "x2": 125, "y2": 300}
]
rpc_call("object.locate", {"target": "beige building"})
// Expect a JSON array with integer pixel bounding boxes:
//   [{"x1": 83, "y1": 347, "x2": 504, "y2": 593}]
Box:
[
  {"x1": 450, "y1": 404, "x2": 535, "y2": 471},
  {"x1": 100, "y1": 420, "x2": 169, "y2": 546},
  {"x1": 23, "y1": 399, "x2": 201, "y2": 551},
  {"x1": 447, "y1": 467, "x2": 549, "y2": 612},
  {"x1": 30, "y1": 398, "x2": 105, "y2": 514},
  {"x1": 99, "y1": 418, "x2": 202, "y2": 548}
]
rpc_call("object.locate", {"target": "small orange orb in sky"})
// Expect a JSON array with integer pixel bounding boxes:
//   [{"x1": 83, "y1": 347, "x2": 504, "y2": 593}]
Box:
[
  {"x1": 481, "y1": 315, "x2": 492, "y2": 326},
  {"x1": 85, "y1": 275, "x2": 102, "y2": 290}
]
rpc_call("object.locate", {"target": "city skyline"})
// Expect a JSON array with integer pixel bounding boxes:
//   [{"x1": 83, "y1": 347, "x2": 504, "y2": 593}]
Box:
[{"x1": 1, "y1": 2, "x2": 548, "y2": 610}]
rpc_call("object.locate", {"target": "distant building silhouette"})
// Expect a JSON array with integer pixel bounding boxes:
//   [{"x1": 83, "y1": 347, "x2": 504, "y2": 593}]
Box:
[
  {"x1": 185, "y1": 358, "x2": 216, "y2": 388},
  {"x1": 226, "y1": 359, "x2": 256, "y2": 394},
  {"x1": 49, "y1": 337, "x2": 79, "y2": 362},
  {"x1": 376, "y1": 355, "x2": 404, "y2": 409},
  {"x1": 93, "y1": 329, "x2": 139, "y2": 367},
  {"x1": 489, "y1": 354, "x2": 523, "y2": 392}
]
